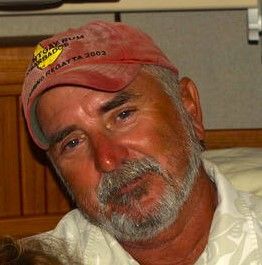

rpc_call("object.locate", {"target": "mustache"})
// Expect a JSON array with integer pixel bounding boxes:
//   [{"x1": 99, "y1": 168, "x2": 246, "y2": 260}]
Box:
[{"x1": 97, "y1": 158, "x2": 164, "y2": 205}]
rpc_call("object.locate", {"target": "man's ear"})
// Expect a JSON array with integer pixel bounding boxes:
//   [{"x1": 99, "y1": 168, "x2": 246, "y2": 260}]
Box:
[{"x1": 179, "y1": 77, "x2": 205, "y2": 141}]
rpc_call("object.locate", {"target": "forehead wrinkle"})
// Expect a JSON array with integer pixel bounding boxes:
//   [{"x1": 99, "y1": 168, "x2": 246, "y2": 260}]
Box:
[
  {"x1": 40, "y1": 88, "x2": 141, "y2": 148},
  {"x1": 99, "y1": 90, "x2": 140, "y2": 114}
]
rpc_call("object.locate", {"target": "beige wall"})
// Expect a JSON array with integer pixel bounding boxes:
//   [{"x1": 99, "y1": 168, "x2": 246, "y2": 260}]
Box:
[
  {"x1": 0, "y1": 13, "x2": 114, "y2": 37},
  {"x1": 121, "y1": 10, "x2": 262, "y2": 129},
  {"x1": 0, "y1": 9, "x2": 261, "y2": 129}
]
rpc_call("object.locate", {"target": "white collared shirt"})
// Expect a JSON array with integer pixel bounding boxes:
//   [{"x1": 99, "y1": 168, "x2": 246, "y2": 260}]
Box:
[{"x1": 44, "y1": 160, "x2": 262, "y2": 264}]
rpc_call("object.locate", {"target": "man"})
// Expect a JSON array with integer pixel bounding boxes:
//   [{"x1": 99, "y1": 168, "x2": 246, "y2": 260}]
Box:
[{"x1": 21, "y1": 21, "x2": 262, "y2": 264}]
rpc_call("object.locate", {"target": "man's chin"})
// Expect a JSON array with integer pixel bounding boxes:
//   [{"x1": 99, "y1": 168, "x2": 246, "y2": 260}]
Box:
[
  {"x1": 98, "y1": 206, "x2": 173, "y2": 242},
  {"x1": 103, "y1": 174, "x2": 168, "y2": 217},
  {"x1": 96, "y1": 187, "x2": 182, "y2": 242}
]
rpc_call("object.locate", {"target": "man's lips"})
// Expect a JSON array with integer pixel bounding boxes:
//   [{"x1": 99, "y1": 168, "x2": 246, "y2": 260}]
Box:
[
  {"x1": 107, "y1": 173, "x2": 156, "y2": 205},
  {"x1": 118, "y1": 176, "x2": 144, "y2": 195},
  {"x1": 107, "y1": 178, "x2": 144, "y2": 205}
]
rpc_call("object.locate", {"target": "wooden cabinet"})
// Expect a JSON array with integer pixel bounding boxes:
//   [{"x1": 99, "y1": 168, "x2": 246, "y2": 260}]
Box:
[{"x1": 0, "y1": 46, "x2": 70, "y2": 238}]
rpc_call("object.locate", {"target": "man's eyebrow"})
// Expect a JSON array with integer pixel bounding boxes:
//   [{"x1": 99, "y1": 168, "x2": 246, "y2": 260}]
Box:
[
  {"x1": 47, "y1": 125, "x2": 78, "y2": 146},
  {"x1": 100, "y1": 91, "x2": 139, "y2": 113}
]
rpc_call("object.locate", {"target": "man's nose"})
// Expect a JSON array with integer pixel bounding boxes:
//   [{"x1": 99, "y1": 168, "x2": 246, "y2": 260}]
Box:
[{"x1": 92, "y1": 133, "x2": 128, "y2": 172}]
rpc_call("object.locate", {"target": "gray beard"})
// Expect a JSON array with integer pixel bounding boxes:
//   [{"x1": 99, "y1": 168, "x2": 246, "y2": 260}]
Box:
[{"x1": 78, "y1": 150, "x2": 201, "y2": 242}]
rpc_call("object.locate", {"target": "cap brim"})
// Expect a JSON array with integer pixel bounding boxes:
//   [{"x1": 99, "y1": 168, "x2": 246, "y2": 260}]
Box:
[{"x1": 40, "y1": 63, "x2": 141, "y2": 93}]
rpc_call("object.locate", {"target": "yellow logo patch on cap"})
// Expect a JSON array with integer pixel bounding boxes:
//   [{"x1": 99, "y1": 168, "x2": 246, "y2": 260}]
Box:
[{"x1": 33, "y1": 44, "x2": 63, "y2": 70}]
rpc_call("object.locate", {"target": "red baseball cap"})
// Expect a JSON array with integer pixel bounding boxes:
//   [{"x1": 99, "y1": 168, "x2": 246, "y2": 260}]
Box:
[{"x1": 21, "y1": 20, "x2": 178, "y2": 149}]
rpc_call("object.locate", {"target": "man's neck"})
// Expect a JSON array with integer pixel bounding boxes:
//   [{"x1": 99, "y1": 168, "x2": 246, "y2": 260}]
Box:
[{"x1": 121, "y1": 166, "x2": 217, "y2": 265}]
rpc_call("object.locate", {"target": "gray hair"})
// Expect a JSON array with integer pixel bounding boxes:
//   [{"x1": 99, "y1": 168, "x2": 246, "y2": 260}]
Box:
[{"x1": 142, "y1": 65, "x2": 203, "y2": 153}]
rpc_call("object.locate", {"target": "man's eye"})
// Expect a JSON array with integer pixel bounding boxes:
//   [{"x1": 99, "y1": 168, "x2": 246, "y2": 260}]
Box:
[
  {"x1": 63, "y1": 138, "x2": 80, "y2": 150},
  {"x1": 58, "y1": 134, "x2": 87, "y2": 155},
  {"x1": 116, "y1": 109, "x2": 135, "y2": 121}
]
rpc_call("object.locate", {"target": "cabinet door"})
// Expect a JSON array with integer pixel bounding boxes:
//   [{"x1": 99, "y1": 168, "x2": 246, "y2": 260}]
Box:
[{"x1": 0, "y1": 96, "x2": 21, "y2": 217}]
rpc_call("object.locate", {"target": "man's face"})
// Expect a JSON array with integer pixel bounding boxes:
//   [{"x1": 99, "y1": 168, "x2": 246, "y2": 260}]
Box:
[{"x1": 36, "y1": 70, "x2": 201, "y2": 241}]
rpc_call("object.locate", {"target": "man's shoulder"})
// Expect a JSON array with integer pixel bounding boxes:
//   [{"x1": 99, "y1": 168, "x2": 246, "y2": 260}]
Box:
[
  {"x1": 203, "y1": 148, "x2": 262, "y2": 197},
  {"x1": 47, "y1": 209, "x2": 92, "y2": 240},
  {"x1": 59, "y1": 208, "x2": 87, "y2": 225},
  {"x1": 44, "y1": 209, "x2": 139, "y2": 264},
  {"x1": 202, "y1": 157, "x2": 262, "y2": 224}
]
